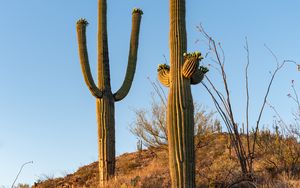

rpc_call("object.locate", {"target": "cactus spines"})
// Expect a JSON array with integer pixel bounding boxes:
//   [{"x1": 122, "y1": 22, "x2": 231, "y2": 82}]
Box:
[
  {"x1": 157, "y1": 64, "x2": 170, "y2": 87},
  {"x1": 158, "y1": 0, "x2": 208, "y2": 187},
  {"x1": 76, "y1": 0, "x2": 142, "y2": 186}
]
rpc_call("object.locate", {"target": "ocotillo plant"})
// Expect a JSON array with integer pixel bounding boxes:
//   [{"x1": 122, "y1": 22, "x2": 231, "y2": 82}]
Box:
[
  {"x1": 76, "y1": 0, "x2": 143, "y2": 186},
  {"x1": 157, "y1": 0, "x2": 208, "y2": 187}
]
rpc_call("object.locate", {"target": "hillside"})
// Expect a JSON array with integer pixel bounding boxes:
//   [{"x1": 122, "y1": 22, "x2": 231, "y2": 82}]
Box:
[
  {"x1": 32, "y1": 133, "x2": 300, "y2": 188},
  {"x1": 32, "y1": 148, "x2": 169, "y2": 188}
]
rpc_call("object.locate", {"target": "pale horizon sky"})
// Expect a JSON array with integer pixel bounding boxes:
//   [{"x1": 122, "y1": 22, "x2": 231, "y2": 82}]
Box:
[{"x1": 0, "y1": 0, "x2": 299, "y2": 187}]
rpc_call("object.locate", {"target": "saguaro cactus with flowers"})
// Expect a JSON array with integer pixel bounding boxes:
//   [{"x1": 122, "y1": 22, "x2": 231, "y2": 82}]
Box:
[
  {"x1": 157, "y1": 0, "x2": 208, "y2": 187},
  {"x1": 76, "y1": 0, "x2": 143, "y2": 186}
]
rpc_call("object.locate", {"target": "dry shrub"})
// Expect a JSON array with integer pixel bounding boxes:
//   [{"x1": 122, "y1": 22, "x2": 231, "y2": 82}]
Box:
[{"x1": 33, "y1": 132, "x2": 300, "y2": 188}]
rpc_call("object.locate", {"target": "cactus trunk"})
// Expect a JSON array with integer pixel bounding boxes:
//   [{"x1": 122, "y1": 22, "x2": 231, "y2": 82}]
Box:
[
  {"x1": 157, "y1": 1, "x2": 207, "y2": 186},
  {"x1": 167, "y1": 0, "x2": 195, "y2": 187},
  {"x1": 96, "y1": 1, "x2": 115, "y2": 183},
  {"x1": 76, "y1": 0, "x2": 143, "y2": 186},
  {"x1": 96, "y1": 94, "x2": 115, "y2": 184}
]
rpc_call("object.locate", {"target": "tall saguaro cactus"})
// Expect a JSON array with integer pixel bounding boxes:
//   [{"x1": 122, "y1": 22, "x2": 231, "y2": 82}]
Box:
[
  {"x1": 76, "y1": 0, "x2": 143, "y2": 186},
  {"x1": 157, "y1": 0, "x2": 208, "y2": 187}
]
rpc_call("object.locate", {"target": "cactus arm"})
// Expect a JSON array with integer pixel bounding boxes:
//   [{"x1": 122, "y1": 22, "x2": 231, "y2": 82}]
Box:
[
  {"x1": 190, "y1": 66, "x2": 209, "y2": 85},
  {"x1": 98, "y1": 0, "x2": 111, "y2": 90},
  {"x1": 181, "y1": 52, "x2": 207, "y2": 85},
  {"x1": 157, "y1": 64, "x2": 170, "y2": 87},
  {"x1": 182, "y1": 52, "x2": 203, "y2": 78},
  {"x1": 113, "y1": 9, "x2": 143, "y2": 102},
  {"x1": 76, "y1": 19, "x2": 103, "y2": 98}
]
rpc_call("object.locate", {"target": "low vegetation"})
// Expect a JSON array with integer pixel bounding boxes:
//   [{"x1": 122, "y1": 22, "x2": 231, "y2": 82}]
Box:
[{"x1": 32, "y1": 130, "x2": 300, "y2": 187}]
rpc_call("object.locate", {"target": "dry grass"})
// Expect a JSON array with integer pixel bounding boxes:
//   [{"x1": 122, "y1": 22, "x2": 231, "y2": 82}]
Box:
[{"x1": 33, "y1": 133, "x2": 300, "y2": 188}]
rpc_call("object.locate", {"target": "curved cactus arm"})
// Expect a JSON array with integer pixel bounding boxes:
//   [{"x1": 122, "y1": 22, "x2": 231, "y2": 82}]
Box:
[
  {"x1": 113, "y1": 9, "x2": 143, "y2": 102},
  {"x1": 190, "y1": 66, "x2": 209, "y2": 85},
  {"x1": 182, "y1": 52, "x2": 203, "y2": 78},
  {"x1": 157, "y1": 64, "x2": 170, "y2": 87},
  {"x1": 76, "y1": 19, "x2": 103, "y2": 98}
]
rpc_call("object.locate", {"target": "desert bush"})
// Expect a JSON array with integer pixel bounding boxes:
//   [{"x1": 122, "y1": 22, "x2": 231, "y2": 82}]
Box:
[
  {"x1": 130, "y1": 88, "x2": 221, "y2": 151},
  {"x1": 256, "y1": 81, "x2": 300, "y2": 179},
  {"x1": 14, "y1": 184, "x2": 30, "y2": 188},
  {"x1": 256, "y1": 127, "x2": 300, "y2": 179}
]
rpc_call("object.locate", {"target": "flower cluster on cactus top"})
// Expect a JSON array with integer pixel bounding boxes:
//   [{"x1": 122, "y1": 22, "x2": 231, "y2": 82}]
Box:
[
  {"x1": 157, "y1": 64, "x2": 170, "y2": 71},
  {"x1": 132, "y1": 8, "x2": 143, "y2": 15},
  {"x1": 199, "y1": 66, "x2": 209, "y2": 74},
  {"x1": 77, "y1": 18, "x2": 89, "y2": 26},
  {"x1": 183, "y1": 51, "x2": 203, "y2": 60}
]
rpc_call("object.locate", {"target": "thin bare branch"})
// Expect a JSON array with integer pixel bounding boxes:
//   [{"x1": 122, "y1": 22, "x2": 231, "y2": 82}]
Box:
[{"x1": 244, "y1": 37, "x2": 251, "y2": 170}]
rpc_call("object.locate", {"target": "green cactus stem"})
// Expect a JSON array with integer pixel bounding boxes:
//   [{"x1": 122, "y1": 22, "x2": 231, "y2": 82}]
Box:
[
  {"x1": 158, "y1": 0, "x2": 208, "y2": 187},
  {"x1": 113, "y1": 8, "x2": 142, "y2": 102},
  {"x1": 157, "y1": 64, "x2": 170, "y2": 87},
  {"x1": 76, "y1": 19, "x2": 103, "y2": 98},
  {"x1": 76, "y1": 0, "x2": 143, "y2": 186}
]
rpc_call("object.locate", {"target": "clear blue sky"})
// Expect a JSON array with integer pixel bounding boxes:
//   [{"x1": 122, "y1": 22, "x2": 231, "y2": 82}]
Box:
[{"x1": 0, "y1": 0, "x2": 299, "y2": 186}]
